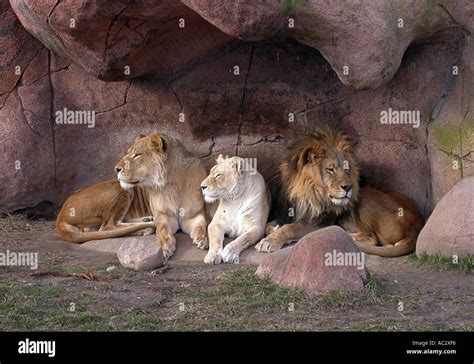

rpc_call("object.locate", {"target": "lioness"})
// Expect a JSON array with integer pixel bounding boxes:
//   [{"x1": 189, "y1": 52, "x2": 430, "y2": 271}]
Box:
[
  {"x1": 56, "y1": 179, "x2": 155, "y2": 243},
  {"x1": 115, "y1": 133, "x2": 208, "y2": 259},
  {"x1": 256, "y1": 127, "x2": 423, "y2": 257},
  {"x1": 201, "y1": 155, "x2": 271, "y2": 264}
]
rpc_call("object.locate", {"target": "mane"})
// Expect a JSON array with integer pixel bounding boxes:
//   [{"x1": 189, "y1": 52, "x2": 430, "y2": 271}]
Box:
[{"x1": 278, "y1": 127, "x2": 359, "y2": 224}]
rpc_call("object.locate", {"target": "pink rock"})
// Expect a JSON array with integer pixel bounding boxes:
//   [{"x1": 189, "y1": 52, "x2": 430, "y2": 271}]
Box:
[
  {"x1": 182, "y1": 0, "x2": 473, "y2": 89},
  {"x1": 426, "y1": 39, "x2": 474, "y2": 206},
  {"x1": 256, "y1": 226, "x2": 367, "y2": 296},
  {"x1": 0, "y1": 5, "x2": 43, "y2": 94},
  {"x1": 416, "y1": 177, "x2": 474, "y2": 258},
  {"x1": 117, "y1": 237, "x2": 165, "y2": 271},
  {"x1": 9, "y1": 0, "x2": 234, "y2": 81}
]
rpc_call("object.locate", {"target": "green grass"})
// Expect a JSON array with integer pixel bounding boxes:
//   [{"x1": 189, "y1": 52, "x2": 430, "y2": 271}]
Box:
[
  {"x1": 218, "y1": 266, "x2": 308, "y2": 309},
  {"x1": 0, "y1": 283, "x2": 159, "y2": 331},
  {"x1": 186, "y1": 267, "x2": 389, "y2": 314},
  {"x1": 320, "y1": 273, "x2": 388, "y2": 308},
  {"x1": 1, "y1": 266, "x2": 471, "y2": 331},
  {"x1": 303, "y1": 27, "x2": 318, "y2": 41},
  {"x1": 0, "y1": 284, "x2": 108, "y2": 331},
  {"x1": 280, "y1": 0, "x2": 294, "y2": 16},
  {"x1": 409, "y1": 253, "x2": 473, "y2": 273}
]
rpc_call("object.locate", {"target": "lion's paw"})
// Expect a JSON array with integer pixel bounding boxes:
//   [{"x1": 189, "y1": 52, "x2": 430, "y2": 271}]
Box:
[
  {"x1": 255, "y1": 237, "x2": 283, "y2": 253},
  {"x1": 204, "y1": 250, "x2": 222, "y2": 265},
  {"x1": 191, "y1": 227, "x2": 209, "y2": 250},
  {"x1": 193, "y1": 235, "x2": 208, "y2": 250},
  {"x1": 142, "y1": 227, "x2": 155, "y2": 236},
  {"x1": 157, "y1": 232, "x2": 176, "y2": 260},
  {"x1": 222, "y1": 243, "x2": 241, "y2": 264},
  {"x1": 350, "y1": 232, "x2": 366, "y2": 243}
]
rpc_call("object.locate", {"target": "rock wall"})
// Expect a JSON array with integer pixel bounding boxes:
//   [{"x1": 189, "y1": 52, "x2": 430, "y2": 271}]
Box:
[{"x1": 1, "y1": 0, "x2": 473, "y2": 217}]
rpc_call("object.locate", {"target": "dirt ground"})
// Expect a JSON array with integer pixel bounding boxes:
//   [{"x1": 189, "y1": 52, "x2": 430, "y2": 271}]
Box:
[{"x1": 0, "y1": 214, "x2": 473, "y2": 331}]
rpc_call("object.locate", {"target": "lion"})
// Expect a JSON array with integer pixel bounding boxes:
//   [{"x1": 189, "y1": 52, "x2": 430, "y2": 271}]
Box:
[
  {"x1": 200, "y1": 155, "x2": 271, "y2": 264},
  {"x1": 255, "y1": 127, "x2": 423, "y2": 257},
  {"x1": 115, "y1": 133, "x2": 208, "y2": 259},
  {"x1": 339, "y1": 186, "x2": 423, "y2": 257},
  {"x1": 255, "y1": 127, "x2": 360, "y2": 253},
  {"x1": 56, "y1": 180, "x2": 155, "y2": 244}
]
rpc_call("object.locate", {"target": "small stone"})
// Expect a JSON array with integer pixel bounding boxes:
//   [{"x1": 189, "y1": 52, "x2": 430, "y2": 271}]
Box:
[
  {"x1": 117, "y1": 238, "x2": 165, "y2": 271},
  {"x1": 106, "y1": 265, "x2": 116, "y2": 272}
]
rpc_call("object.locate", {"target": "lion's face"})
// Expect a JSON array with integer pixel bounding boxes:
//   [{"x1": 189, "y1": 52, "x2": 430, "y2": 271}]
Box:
[
  {"x1": 282, "y1": 128, "x2": 359, "y2": 221},
  {"x1": 200, "y1": 155, "x2": 243, "y2": 203},
  {"x1": 115, "y1": 134, "x2": 167, "y2": 189},
  {"x1": 319, "y1": 152, "x2": 355, "y2": 207}
]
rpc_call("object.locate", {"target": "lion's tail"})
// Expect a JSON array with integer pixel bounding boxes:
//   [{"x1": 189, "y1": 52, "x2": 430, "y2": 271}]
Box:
[
  {"x1": 57, "y1": 222, "x2": 155, "y2": 244},
  {"x1": 354, "y1": 236, "x2": 416, "y2": 258}
]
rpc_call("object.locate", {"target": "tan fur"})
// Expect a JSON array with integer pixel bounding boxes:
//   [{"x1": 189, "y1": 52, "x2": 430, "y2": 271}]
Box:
[
  {"x1": 56, "y1": 179, "x2": 155, "y2": 244},
  {"x1": 115, "y1": 133, "x2": 208, "y2": 259},
  {"x1": 201, "y1": 155, "x2": 271, "y2": 264},
  {"x1": 256, "y1": 127, "x2": 359, "y2": 252},
  {"x1": 340, "y1": 186, "x2": 423, "y2": 257}
]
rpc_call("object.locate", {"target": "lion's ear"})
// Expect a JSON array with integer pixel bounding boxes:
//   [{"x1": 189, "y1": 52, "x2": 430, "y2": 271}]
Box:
[
  {"x1": 216, "y1": 154, "x2": 225, "y2": 163},
  {"x1": 149, "y1": 134, "x2": 166, "y2": 152},
  {"x1": 135, "y1": 133, "x2": 146, "y2": 143},
  {"x1": 307, "y1": 150, "x2": 319, "y2": 164},
  {"x1": 300, "y1": 147, "x2": 324, "y2": 167}
]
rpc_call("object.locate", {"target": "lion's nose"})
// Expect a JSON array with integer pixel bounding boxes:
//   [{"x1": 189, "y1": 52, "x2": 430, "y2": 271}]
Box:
[
  {"x1": 115, "y1": 166, "x2": 122, "y2": 174},
  {"x1": 341, "y1": 184, "x2": 352, "y2": 192},
  {"x1": 201, "y1": 185, "x2": 207, "y2": 191}
]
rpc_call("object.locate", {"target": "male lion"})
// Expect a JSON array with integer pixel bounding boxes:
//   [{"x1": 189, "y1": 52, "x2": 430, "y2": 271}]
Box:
[
  {"x1": 56, "y1": 179, "x2": 155, "y2": 244},
  {"x1": 340, "y1": 186, "x2": 423, "y2": 257},
  {"x1": 256, "y1": 127, "x2": 423, "y2": 257},
  {"x1": 200, "y1": 155, "x2": 271, "y2": 264},
  {"x1": 255, "y1": 127, "x2": 359, "y2": 253},
  {"x1": 115, "y1": 133, "x2": 208, "y2": 259}
]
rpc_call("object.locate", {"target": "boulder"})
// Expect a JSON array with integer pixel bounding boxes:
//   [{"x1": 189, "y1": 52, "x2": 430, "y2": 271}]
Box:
[
  {"x1": 9, "y1": 0, "x2": 234, "y2": 81},
  {"x1": 117, "y1": 237, "x2": 165, "y2": 271},
  {"x1": 82, "y1": 238, "x2": 125, "y2": 254},
  {"x1": 256, "y1": 226, "x2": 367, "y2": 296},
  {"x1": 0, "y1": 4, "x2": 43, "y2": 94},
  {"x1": 182, "y1": 0, "x2": 474, "y2": 89},
  {"x1": 10, "y1": 0, "x2": 473, "y2": 87},
  {"x1": 426, "y1": 38, "x2": 474, "y2": 206},
  {"x1": 416, "y1": 177, "x2": 474, "y2": 258}
]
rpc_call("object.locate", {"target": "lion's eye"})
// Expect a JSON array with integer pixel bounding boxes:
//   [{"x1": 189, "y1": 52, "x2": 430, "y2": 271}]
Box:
[
  {"x1": 215, "y1": 173, "x2": 222, "y2": 179},
  {"x1": 132, "y1": 153, "x2": 141, "y2": 159},
  {"x1": 326, "y1": 168, "x2": 335, "y2": 174}
]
